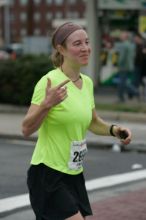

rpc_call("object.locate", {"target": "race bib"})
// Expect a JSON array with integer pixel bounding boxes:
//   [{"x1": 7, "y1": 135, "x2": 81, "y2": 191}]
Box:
[{"x1": 68, "y1": 139, "x2": 88, "y2": 170}]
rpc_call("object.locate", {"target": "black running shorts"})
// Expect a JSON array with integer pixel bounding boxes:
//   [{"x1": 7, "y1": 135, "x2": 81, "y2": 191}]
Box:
[{"x1": 27, "y1": 163, "x2": 92, "y2": 220}]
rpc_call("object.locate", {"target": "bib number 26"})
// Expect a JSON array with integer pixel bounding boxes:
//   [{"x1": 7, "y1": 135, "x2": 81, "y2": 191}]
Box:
[{"x1": 68, "y1": 140, "x2": 87, "y2": 170}]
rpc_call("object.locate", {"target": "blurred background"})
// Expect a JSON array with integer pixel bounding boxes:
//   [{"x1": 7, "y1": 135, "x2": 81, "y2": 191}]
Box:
[
  {"x1": 0, "y1": 2, "x2": 146, "y2": 219},
  {"x1": 0, "y1": 0, "x2": 146, "y2": 107}
]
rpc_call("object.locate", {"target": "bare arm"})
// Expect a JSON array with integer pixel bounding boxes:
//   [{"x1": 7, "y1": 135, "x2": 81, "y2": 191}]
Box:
[
  {"x1": 88, "y1": 109, "x2": 111, "y2": 136},
  {"x1": 88, "y1": 109, "x2": 132, "y2": 145},
  {"x1": 22, "y1": 78, "x2": 70, "y2": 137},
  {"x1": 22, "y1": 104, "x2": 50, "y2": 137}
]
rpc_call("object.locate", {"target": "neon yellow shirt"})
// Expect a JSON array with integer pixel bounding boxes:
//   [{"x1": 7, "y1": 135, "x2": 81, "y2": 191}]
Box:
[{"x1": 31, "y1": 68, "x2": 95, "y2": 175}]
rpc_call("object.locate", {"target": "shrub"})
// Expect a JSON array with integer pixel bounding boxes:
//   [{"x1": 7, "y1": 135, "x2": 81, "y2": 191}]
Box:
[{"x1": 0, "y1": 54, "x2": 53, "y2": 105}]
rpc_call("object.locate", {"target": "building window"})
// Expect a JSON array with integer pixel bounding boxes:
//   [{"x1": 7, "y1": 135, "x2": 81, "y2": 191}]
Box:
[
  {"x1": 69, "y1": 0, "x2": 76, "y2": 4},
  {"x1": 10, "y1": 14, "x2": 15, "y2": 22},
  {"x1": 9, "y1": 0, "x2": 15, "y2": 5},
  {"x1": 46, "y1": 0, "x2": 53, "y2": 4},
  {"x1": 12, "y1": 29, "x2": 17, "y2": 36},
  {"x1": 46, "y1": 12, "x2": 53, "y2": 20},
  {"x1": 66, "y1": 11, "x2": 79, "y2": 19},
  {"x1": 21, "y1": 28, "x2": 27, "y2": 36},
  {"x1": 20, "y1": 0, "x2": 28, "y2": 5},
  {"x1": 34, "y1": 28, "x2": 41, "y2": 35},
  {"x1": 33, "y1": 0, "x2": 41, "y2": 5},
  {"x1": 74, "y1": 11, "x2": 79, "y2": 18},
  {"x1": 20, "y1": 12, "x2": 27, "y2": 22},
  {"x1": 55, "y1": 11, "x2": 63, "y2": 19},
  {"x1": 54, "y1": 0, "x2": 63, "y2": 5},
  {"x1": 34, "y1": 12, "x2": 41, "y2": 22}
]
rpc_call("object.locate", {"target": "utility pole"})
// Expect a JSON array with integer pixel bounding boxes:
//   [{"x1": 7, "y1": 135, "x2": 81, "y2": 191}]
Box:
[
  {"x1": 4, "y1": 0, "x2": 10, "y2": 45},
  {"x1": 0, "y1": 0, "x2": 10, "y2": 45},
  {"x1": 85, "y1": 0, "x2": 101, "y2": 87},
  {"x1": 27, "y1": 0, "x2": 34, "y2": 36}
]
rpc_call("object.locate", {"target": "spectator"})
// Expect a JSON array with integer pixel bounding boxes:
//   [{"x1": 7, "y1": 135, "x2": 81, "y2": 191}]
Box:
[
  {"x1": 141, "y1": 40, "x2": 146, "y2": 101},
  {"x1": 133, "y1": 33, "x2": 144, "y2": 100},
  {"x1": 116, "y1": 31, "x2": 138, "y2": 102}
]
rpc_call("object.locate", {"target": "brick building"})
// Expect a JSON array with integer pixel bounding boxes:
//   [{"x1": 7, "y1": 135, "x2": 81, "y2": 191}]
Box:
[
  {"x1": 1, "y1": 0, "x2": 146, "y2": 46},
  {"x1": 0, "y1": 0, "x2": 86, "y2": 45}
]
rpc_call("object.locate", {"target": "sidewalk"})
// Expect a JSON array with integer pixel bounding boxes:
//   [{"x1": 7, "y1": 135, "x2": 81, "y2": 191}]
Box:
[
  {"x1": 0, "y1": 96, "x2": 146, "y2": 152},
  {"x1": 87, "y1": 188, "x2": 146, "y2": 220}
]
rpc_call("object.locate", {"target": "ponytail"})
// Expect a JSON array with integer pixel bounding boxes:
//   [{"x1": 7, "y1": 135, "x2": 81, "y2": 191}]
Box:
[{"x1": 51, "y1": 50, "x2": 64, "y2": 67}]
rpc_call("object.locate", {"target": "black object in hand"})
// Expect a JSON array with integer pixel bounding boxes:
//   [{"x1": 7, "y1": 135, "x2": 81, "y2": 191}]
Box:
[{"x1": 119, "y1": 130, "x2": 128, "y2": 139}]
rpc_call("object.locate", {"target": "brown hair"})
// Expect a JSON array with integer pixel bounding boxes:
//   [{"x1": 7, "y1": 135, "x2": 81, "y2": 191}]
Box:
[
  {"x1": 51, "y1": 42, "x2": 65, "y2": 67},
  {"x1": 51, "y1": 22, "x2": 83, "y2": 67},
  {"x1": 51, "y1": 50, "x2": 64, "y2": 67}
]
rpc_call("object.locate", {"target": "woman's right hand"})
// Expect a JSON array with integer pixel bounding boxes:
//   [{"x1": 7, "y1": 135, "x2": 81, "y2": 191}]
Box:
[
  {"x1": 41, "y1": 78, "x2": 70, "y2": 110},
  {"x1": 22, "y1": 79, "x2": 70, "y2": 137}
]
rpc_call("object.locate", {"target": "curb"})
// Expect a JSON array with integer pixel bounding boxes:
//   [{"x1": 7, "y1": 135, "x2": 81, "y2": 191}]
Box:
[
  {"x1": 0, "y1": 106, "x2": 146, "y2": 123},
  {"x1": 0, "y1": 103, "x2": 146, "y2": 123},
  {"x1": 0, "y1": 104, "x2": 27, "y2": 114},
  {"x1": 97, "y1": 111, "x2": 146, "y2": 124},
  {"x1": 1, "y1": 134, "x2": 146, "y2": 153}
]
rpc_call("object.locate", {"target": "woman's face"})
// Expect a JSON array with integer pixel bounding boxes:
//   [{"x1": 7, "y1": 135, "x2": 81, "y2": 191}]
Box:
[{"x1": 62, "y1": 29, "x2": 91, "y2": 67}]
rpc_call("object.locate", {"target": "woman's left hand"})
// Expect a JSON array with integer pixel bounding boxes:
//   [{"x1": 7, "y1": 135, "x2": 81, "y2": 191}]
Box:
[{"x1": 114, "y1": 126, "x2": 132, "y2": 145}]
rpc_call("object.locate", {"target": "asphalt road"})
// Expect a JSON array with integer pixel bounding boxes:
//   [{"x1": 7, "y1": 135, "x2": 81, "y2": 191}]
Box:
[
  {"x1": 1, "y1": 138, "x2": 146, "y2": 220},
  {"x1": 0, "y1": 138, "x2": 146, "y2": 199}
]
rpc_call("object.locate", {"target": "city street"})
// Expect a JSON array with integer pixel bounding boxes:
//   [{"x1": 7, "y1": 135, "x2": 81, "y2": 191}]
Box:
[
  {"x1": 0, "y1": 138, "x2": 146, "y2": 219},
  {"x1": 1, "y1": 0, "x2": 146, "y2": 219}
]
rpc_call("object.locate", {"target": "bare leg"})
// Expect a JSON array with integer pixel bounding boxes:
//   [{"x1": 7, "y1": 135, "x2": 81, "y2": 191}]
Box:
[{"x1": 66, "y1": 211, "x2": 85, "y2": 220}]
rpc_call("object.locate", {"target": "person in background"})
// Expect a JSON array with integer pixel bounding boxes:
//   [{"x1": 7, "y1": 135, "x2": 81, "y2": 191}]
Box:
[
  {"x1": 141, "y1": 39, "x2": 146, "y2": 101},
  {"x1": 100, "y1": 38, "x2": 119, "y2": 85},
  {"x1": 133, "y1": 33, "x2": 145, "y2": 101},
  {"x1": 22, "y1": 22, "x2": 132, "y2": 220},
  {"x1": 116, "y1": 31, "x2": 138, "y2": 102}
]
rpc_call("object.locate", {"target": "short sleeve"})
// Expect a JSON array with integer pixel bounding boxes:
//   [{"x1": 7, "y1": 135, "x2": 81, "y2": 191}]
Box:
[{"x1": 31, "y1": 76, "x2": 47, "y2": 105}]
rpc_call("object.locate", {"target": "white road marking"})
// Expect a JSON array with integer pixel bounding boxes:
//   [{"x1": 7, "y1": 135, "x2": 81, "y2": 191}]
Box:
[
  {"x1": 0, "y1": 194, "x2": 30, "y2": 213},
  {"x1": 86, "y1": 169, "x2": 146, "y2": 191},
  {"x1": 1, "y1": 169, "x2": 146, "y2": 213}
]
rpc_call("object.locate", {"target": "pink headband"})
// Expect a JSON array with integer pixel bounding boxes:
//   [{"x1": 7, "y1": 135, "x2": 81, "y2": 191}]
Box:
[{"x1": 52, "y1": 22, "x2": 83, "y2": 48}]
